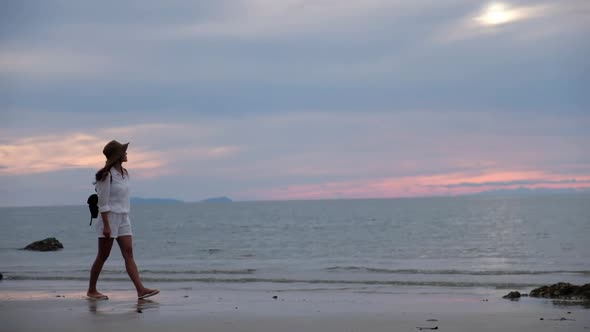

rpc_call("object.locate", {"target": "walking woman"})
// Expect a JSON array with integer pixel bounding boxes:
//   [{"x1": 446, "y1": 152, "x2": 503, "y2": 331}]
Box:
[{"x1": 87, "y1": 140, "x2": 159, "y2": 300}]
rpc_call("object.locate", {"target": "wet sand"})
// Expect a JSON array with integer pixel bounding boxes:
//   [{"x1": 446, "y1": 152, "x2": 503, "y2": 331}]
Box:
[{"x1": 1, "y1": 281, "x2": 588, "y2": 331}]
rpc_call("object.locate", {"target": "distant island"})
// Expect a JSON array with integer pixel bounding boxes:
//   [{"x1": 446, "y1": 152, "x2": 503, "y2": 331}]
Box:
[
  {"x1": 131, "y1": 197, "x2": 184, "y2": 205},
  {"x1": 202, "y1": 196, "x2": 233, "y2": 203},
  {"x1": 472, "y1": 187, "x2": 589, "y2": 197}
]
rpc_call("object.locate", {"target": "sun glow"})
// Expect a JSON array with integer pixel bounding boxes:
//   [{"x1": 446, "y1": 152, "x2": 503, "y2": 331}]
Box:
[{"x1": 475, "y1": 3, "x2": 519, "y2": 26}]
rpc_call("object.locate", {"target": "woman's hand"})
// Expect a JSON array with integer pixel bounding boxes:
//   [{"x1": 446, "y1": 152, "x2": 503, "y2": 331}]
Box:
[
  {"x1": 100, "y1": 212, "x2": 111, "y2": 238},
  {"x1": 103, "y1": 225, "x2": 111, "y2": 238}
]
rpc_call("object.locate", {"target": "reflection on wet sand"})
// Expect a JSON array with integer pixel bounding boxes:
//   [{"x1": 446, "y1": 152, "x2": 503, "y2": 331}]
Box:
[
  {"x1": 87, "y1": 297, "x2": 160, "y2": 315},
  {"x1": 136, "y1": 299, "x2": 160, "y2": 313}
]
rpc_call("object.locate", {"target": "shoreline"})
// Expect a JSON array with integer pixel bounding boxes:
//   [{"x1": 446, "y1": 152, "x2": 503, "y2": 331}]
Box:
[{"x1": 2, "y1": 280, "x2": 589, "y2": 331}]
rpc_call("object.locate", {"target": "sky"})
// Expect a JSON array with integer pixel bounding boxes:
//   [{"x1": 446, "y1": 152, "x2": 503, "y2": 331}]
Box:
[{"x1": 1, "y1": 0, "x2": 589, "y2": 207}]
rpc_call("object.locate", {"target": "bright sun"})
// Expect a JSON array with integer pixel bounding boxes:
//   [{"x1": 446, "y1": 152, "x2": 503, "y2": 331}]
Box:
[{"x1": 475, "y1": 3, "x2": 519, "y2": 26}]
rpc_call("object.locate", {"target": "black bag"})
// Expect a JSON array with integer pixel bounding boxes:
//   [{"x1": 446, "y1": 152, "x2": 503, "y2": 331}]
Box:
[
  {"x1": 86, "y1": 171, "x2": 113, "y2": 226},
  {"x1": 87, "y1": 171, "x2": 111, "y2": 225},
  {"x1": 87, "y1": 194, "x2": 98, "y2": 225}
]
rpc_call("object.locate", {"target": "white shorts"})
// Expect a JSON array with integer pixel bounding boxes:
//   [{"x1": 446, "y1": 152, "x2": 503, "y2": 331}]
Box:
[{"x1": 96, "y1": 212, "x2": 133, "y2": 238}]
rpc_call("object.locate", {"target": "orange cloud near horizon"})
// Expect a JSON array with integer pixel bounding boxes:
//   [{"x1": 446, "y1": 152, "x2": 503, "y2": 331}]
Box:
[
  {"x1": 0, "y1": 128, "x2": 243, "y2": 180},
  {"x1": 0, "y1": 133, "x2": 165, "y2": 177}
]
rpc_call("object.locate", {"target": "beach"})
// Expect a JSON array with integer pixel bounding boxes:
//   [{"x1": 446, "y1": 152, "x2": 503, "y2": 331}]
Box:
[
  {"x1": 2, "y1": 196, "x2": 589, "y2": 331},
  {"x1": 1, "y1": 280, "x2": 589, "y2": 331}
]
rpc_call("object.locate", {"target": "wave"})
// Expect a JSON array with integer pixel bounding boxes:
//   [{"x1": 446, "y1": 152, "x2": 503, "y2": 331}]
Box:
[
  {"x1": 11, "y1": 268, "x2": 257, "y2": 275},
  {"x1": 116, "y1": 269, "x2": 256, "y2": 275},
  {"x1": 2, "y1": 275, "x2": 540, "y2": 289},
  {"x1": 325, "y1": 266, "x2": 590, "y2": 276},
  {"x1": 10, "y1": 267, "x2": 589, "y2": 277}
]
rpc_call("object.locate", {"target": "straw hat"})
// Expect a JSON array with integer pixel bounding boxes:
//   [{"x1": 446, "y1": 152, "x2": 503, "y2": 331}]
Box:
[{"x1": 102, "y1": 140, "x2": 129, "y2": 166}]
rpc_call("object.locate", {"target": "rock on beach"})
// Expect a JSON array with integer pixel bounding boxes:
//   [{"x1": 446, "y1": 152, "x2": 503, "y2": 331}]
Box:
[
  {"x1": 529, "y1": 283, "x2": 590, "y2": 299},
  {"x1": 23, "y1": 237, "x2": 64, "y2": 251},
  {"x1": 502, "y1": 291, "x2": 521, "y2": 299}
]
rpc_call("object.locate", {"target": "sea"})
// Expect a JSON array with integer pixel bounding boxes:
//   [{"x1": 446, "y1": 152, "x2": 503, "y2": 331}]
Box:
[{"x1": 1, "y1": 194, "x2": 589, "y2": 296}]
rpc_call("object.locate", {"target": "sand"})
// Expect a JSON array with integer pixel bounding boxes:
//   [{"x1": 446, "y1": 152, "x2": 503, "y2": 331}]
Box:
[{"x1": 1, "y1": 281, "x2": 588, "y2": 331}]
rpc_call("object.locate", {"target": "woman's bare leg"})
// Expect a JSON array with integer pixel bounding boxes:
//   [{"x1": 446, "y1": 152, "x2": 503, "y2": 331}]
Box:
[
  {"x1": 116, "y1": 235, "x2": 158, "y2": 297},
  {"x1": 87, "y1": 237, "x2": 114, "y2": 297}
]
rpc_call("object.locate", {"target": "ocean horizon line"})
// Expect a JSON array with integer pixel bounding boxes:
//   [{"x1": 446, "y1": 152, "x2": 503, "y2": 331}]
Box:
[{"x1": 1, "y1": 190, "x2": 589, "y2": 209}]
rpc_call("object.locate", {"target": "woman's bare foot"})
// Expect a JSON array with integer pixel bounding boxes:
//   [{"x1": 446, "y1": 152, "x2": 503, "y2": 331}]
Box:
[
  {"x1": 138, "y1": 288, "x2": 160, "y2": 299},
  {"x1": 86, "y1": 291, "x2": 109, "y2": 300}
]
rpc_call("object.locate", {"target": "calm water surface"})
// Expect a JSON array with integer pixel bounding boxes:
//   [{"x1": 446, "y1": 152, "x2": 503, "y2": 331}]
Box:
[{"x1": 1, "y1": 194, "x2": 589, "y2": 292}]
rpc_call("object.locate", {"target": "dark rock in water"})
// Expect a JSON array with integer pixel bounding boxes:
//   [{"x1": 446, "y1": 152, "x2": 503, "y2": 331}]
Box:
[
  {"x1": 23, "y1": 237, "x2": 63, "y2": 251},
  {"x1": 0, "y1": 273, "x2": 3, "y2": 280},
  {"x1": 503, "y1": 291, "x2": 521, "y2": 299},
  {"x1": 529, "y1": 283, "x2": 590, "y2": 299}
]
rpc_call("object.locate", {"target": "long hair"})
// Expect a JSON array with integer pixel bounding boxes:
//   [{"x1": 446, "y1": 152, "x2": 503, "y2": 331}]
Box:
[
  {"x1": 94, "y1": 165, "x2": 112, "y2": 183},
  {"x1": 94, "y1": 159, "x2": 128, "y2": 184}
]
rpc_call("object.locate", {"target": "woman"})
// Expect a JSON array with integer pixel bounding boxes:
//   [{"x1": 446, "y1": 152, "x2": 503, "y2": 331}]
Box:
[{"x1": 87, "y1": 140, "x2": 159, "y2": 300}]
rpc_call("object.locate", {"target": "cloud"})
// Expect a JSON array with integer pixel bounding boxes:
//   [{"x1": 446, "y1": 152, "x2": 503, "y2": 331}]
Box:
[
  {"x1": 241, "y1": 171, "x2": 590, "y2": 200},
  {"x1": 429, "y1": 178, "x2": 590, "y2": 189},
  {"x1": 436, "y1": 1, "x2": 563, "y2": 43},
  {"x1": 1, "y1": 110, "x2": 589, "y2": 205},
  {"x1": 2, "y1": 0, "x2": 587, "y2": 114},
  {"x1": 160, "y1": 0, "x2": 406, "y2": 40},
  {"x1": 0, "y1": 132, "x2": 163, "y2": 176},
  {"x1": 0, "y1": 123, "x2": 242, "y2": 178},
  {"x1": 0, "y1": 0, "x2": 589, "y2": 205},
  {"x1": 0, "y1": 50, "x2": 113, "y2": 78},
  {"x1": 474, "y1": 2, "x2": 550, "y2": 26}
]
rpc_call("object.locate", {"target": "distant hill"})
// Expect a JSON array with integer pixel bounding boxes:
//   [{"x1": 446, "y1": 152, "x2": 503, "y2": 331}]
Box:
[
  {"x1": 202, "y1": 196, "x2": 233, "y2": 203},
  {"x1": 131, "y1": 197, "x2": 184, "y2": 205},
  {"x1": 472, "y1": 187, "x2": 588, "y2": 197}
]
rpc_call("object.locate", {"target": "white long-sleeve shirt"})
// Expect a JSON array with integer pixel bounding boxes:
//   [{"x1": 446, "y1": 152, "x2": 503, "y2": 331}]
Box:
[{"x1": 96, "y1": 167, "x2": 130, "y2": 214}]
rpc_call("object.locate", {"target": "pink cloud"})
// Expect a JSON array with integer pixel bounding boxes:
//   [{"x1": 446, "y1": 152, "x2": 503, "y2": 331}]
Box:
[{"x1": 241, "y1": 170, "x2": 590, "y2": 200}]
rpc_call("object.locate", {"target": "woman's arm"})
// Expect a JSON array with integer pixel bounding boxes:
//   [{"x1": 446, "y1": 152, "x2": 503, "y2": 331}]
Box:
[{"x1": 96, "y1": 173, "x2": 112, "y2": 238}]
